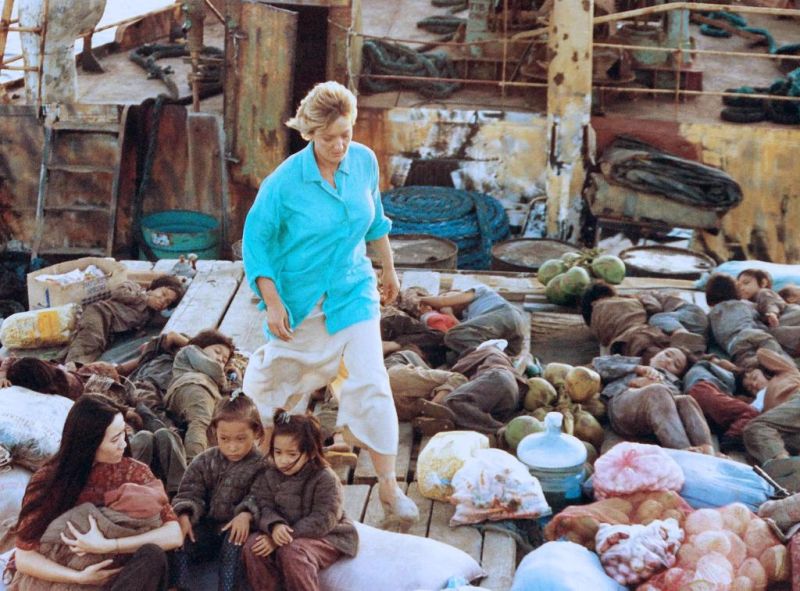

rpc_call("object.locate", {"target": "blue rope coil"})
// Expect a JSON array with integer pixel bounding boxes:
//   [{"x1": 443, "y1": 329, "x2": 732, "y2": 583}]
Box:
[{"x1": 382, "y1": 186, "x2": 510, "y2": 269}]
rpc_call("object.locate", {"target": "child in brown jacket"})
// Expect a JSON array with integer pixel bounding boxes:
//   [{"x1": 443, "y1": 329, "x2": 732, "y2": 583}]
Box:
[{"x1": 242, "y1": 410, "x2": 358, "y2": 591}]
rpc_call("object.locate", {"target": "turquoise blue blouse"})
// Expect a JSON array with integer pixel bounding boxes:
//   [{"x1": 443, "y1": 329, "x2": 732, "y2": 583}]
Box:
[{"x1": 242, "y1": 141, "x2": 392, "y2": 337}]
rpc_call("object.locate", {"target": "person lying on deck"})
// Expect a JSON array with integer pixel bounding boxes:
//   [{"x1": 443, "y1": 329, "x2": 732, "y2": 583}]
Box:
[
  {"x1": 592, "y1": 347, "x2": 715, "y2": 454},
  {"x1": 736, "y1": 268, "x2": 800, "y2": 358},
  {"x1": 742, "y1": 347, "x2": 800, "y2": 491},
  {"x1": 1, "y1": 356, "x2": 116, "y2": 399},
  {"x1": 779, "y1": 285, "x2": 800, "y2": 305},
  {"x1": 396, "y1": 287, "x2": 460, "y2": 333},
  {"x1": 705, "y1": 273, "x2": 794, "y2": 370},
  {"x1": 417, "y1": 283, "x2": 528, "y2": 357},
  {"x1": 62, "y1": 275, "x2": 185, "y2": 365},
  {"x1": 165, "y1": 329, "x2": 237, "y2": 462},
  {"x1": 581, "y1": 282, "x2": 708, "y2": 359}
]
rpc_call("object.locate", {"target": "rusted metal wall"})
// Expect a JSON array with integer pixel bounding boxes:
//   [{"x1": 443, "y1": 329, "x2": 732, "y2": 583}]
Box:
[{"x1": 0, "y1": 105, "x2": 41, "y2": 248}]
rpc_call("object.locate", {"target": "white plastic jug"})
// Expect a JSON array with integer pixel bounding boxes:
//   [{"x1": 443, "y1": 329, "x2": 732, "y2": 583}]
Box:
[{"x1": 516, "y1": 412, "x2": 587, "y2": 512}]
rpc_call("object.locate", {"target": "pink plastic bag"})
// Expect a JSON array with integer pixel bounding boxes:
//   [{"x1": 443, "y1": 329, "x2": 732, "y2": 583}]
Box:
[{"x1": 594, "y1": 443, "x2": 684, "y2": 499}]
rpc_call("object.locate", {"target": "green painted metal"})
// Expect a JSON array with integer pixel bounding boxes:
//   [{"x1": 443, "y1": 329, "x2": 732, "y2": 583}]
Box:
[{"x1": 140, "y1": 209, "x2": 220, "y2": 260}]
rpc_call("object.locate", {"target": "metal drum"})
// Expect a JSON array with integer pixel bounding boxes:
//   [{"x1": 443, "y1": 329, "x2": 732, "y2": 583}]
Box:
[
  {"x1": 619, "y1": 245, "x2": 716, "y2": 280},
  {"x1": 490, "y1": 238, "x2": 580, "y2": 272},
  {"x1": 367, "y1": 234, "x2": 458, "y2": 269}
]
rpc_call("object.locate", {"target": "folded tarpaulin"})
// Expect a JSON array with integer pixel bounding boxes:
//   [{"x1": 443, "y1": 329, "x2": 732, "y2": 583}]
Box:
[{"x1": 599, "y1": 136, "x2": 743, "y2": 210}]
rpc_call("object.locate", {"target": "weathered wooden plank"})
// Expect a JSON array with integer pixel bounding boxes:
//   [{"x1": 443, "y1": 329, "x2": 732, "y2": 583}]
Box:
[
  {"x1": 400, "y1": 270, "x2": 441, "y2": 295},
  {"x1": 480, "y1": 531, "x2": 516, "y2": 591},
  {"x1": 217, "y1": 279, "x2": 265, "y2": 353},
  {"x1": 354, "y1": 422, "x2": 413, "y2": 484},
  {"x1": 342, "y1": 484, "x2": 371, "y2": 523},
  {"x1": 119, "y1": 260, "x2": 155, "y2": 272},
  {"x1": 363, "y1": 482, "x2": 409, "y2": 528},
  {"x1": 163, "y1": 261, "x2": 243, "y2": 336},
  {"x1": 405, "y1": 482, "x2": 434, "y2": 538},
  {"x1": 428, "y1": 500, "x2": 483, "y2": 562}
]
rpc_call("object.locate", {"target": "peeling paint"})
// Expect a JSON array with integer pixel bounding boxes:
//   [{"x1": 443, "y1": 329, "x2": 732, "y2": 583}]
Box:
[{"x1": 554, "y1": 72, "x2": 565, "y2": 85}]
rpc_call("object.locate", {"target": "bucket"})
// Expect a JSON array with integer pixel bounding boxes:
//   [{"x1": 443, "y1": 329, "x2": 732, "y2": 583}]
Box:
[
  {"x1": 491, "y1": 238, "x2": 579, "y2": 272},
  {"x1": 367, "y1": 234, "x2": 458, "y2": 269},
  {"x1": 140, "y1": 210, "x2": 220, "y2": 260}
]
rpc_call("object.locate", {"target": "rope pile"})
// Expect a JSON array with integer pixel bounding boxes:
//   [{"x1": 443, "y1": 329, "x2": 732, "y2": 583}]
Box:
[
  {"x1": 382, "y1": 186, "x2": 510, "y2": 269},
  {"x1": 698, "y1": 12, "x2": 800, "y2": 125},
  {"x1": 361, "y1": 39, "x2": 461, "y2": 99}
]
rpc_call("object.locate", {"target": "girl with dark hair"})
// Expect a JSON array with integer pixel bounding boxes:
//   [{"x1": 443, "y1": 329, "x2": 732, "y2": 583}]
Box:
[
  {"x1": 242, "y1": 409, "x2": 357, "y2": 591},
  {"x1": 171, "y1": 392, "x2": 264, "y2": 591},
  {"x1": 11, "y1": 394, "x2": 183, "y2": 590}
]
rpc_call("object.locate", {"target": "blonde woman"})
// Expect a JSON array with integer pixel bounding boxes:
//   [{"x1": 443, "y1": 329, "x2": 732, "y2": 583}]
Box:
[{"x1": 241, "y1": 81, "x2": 418, "y2": 531}]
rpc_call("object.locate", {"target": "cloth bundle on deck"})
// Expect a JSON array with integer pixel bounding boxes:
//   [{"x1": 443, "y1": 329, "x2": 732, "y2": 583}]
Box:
[
  {"x1": 510, "y1": 541, "x2": 626, "y2": 591},
  {"x1": 593, "y1": 442, "x2": 685, "y2": 499},
  {"x1": 416, "y1": 431, "x2": 489, "y2": 502},
  {"x1": 599, "y1": 137, "x2": 743, "y2": 210},
  {"x1": 544, "y1": 491, "x2": 693, "y2": 551}
]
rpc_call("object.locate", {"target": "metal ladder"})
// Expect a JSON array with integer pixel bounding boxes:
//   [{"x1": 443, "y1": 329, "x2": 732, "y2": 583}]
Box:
[{"x1": 31, "y1": 104, "x2": 129, "y2": 259}]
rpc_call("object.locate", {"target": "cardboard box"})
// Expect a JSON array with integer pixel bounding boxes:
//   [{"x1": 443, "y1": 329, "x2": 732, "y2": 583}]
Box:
[{"x1": 27, "y1": 257, "x2": 128, "y2": 310}]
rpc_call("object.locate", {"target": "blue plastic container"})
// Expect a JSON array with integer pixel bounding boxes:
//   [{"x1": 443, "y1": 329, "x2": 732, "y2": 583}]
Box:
[{"x1": 140, "y1": 210, "x2": 220, "y2": 260}]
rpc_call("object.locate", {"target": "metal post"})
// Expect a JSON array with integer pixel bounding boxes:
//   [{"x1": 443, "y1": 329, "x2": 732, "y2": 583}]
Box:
[
  {"x1": 184, "y1": 0, "x2": 205, "y2": 112},
  {"x1": 544, "y1": 0, "x2": 593, "y2": 242}
]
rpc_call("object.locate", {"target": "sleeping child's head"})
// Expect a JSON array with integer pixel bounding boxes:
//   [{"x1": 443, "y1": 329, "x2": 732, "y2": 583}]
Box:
[
  {"x1": 779, "y1": 284, "x2": 800, "y2": 305},
  {"x1": 705, "y1": 273, "x2": 740, "y2": 306},
  {"x1": 210, "y1": 391, "x2": 264, "y2": 462},
  {"x1": 187, "y1": 329, "x2": 235, "y2": 369},
  {"x1": 270, "y1": 409, "x2": 327, "y2": 476},
  {"x1": 736, "y1": 269, "x2": 772, "y2": 301},
  {"x1": 146, "y1": 275, "x2": 185, "y2": 312}
]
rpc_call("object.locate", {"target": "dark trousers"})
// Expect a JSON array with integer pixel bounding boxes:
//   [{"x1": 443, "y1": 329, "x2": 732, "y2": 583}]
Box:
[
  {"x1": 111, "y1": 544, "x2": 169, "y2": 591},
  {"x1": 442, "y1": 367, "x2": 521, "y2": 434},
  {"x1": 687, "y1": 381, "x2": 758, "y2": 440},
  {"x1": 243, "y1": 534, "x2": 341, "y2": 591},
  {"x1": 172, "y1": 520, "x2": 243, "y2": 591}
]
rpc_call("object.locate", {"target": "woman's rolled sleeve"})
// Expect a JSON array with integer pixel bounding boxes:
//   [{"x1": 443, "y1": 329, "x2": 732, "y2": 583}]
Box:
[{"x1": 243, "y1": 181, "x2": 282, "y2": 299}]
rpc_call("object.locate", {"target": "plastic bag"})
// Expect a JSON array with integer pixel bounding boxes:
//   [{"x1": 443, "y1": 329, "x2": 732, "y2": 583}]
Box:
[
  {"x1": 449, "y1": 449, "x2": 551, "y2": 525},
  {"x1": 641, "y1": 504, "x2": 787, "y2": 591},
  {"x1": 0, "y1": 467, "x2": 32, "y2": 549},
  {"x1": 417, "y1": 431, "x2": 489, "y2": 502},
  {"x1": 0, "y1": 386, "x2": 73, "y2": 471},
  {"x1": 0, "y1": 303, "x2": 79, "y2": 349},
  {"x1": 511, "y1": 541, "x2": 626, "y2": 591},
  {"x1": 596, "y1": 519, "x2": 683, "y2": 586},
  {"x1": 594, "y1": 442, "x2": 684, "y2": 499},
  {"x1": 663, "y1": 448, "x2": 774, "y2": 511},
  {"x1": 545, "y1": 490, "x2": 693, "y2": 551}
]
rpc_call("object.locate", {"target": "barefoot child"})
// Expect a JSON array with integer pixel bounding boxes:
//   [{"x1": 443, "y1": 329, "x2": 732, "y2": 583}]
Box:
[
  {"x1": 171, "y1": 392, "x2": 264, "y2": 591},
  {"x1": 242, "y1": 410, "x2": 358, "y2": 591}
]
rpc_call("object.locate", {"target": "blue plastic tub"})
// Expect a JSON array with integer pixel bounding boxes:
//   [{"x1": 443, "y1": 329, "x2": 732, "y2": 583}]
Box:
[{"x1": 140, "y1": 210, "x2": 220, "y2": 260}]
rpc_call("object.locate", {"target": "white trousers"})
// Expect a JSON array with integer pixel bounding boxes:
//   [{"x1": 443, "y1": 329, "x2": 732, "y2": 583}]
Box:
[{"x1": 243, "y1": 302, "x2": 399, "y2": 455}]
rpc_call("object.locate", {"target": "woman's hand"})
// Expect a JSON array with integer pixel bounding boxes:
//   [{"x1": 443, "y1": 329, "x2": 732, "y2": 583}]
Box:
[
  {"x1": 380, "y1": 267, "x2": 400, "y2": 306},
  {"x1": 60, "y1": 515, "x2": 115, "y2": 555},
  {"x1": 271, "y1": 523, "x2": 294, "y2": 546},
  {"x1": 178, "y1": 514, "x2": 195, "y2": 543},
  {"x1": 251, "y1": 534, "x2": 277, "y2": 557},
  {"x1": 266, "y1": 300, "x2": 293, "y2": 341},
  {"x1": 222, "y1": 512, "x2": 252, "y2": 545},
  {"x1": 73, "y1": 559, "x2": 122, "y2": 585}
]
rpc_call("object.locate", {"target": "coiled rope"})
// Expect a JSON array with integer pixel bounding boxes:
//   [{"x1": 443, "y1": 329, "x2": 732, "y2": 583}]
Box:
[
  {"x1": 382, "y1": 186, "x2": 511, "y2": 269},
  {"x1": 361, "y1": 39, "x2": 461, "y2": 99}
]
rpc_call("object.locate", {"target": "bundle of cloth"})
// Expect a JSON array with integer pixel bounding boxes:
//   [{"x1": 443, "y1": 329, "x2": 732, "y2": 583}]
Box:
[
  {"x1": 599, "y1": 136, "x2": 743, "y2": 210},
  {"x1": 10, "y1": 481, "x2": 168, "y2": 591}
]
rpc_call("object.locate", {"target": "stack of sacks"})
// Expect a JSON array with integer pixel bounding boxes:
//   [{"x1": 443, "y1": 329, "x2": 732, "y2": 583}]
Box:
[
  {"x1": 545, "y1": 491, "x2": 693, "y2": 551},
  {"x1": 639, "y1": 504, "x2": 789, "y2": 590},
  {"x1": 449, "y1": 449, "x2": 551, "y2": 525},
  {"x1": 593, "y1": 443, "x2": 685, "y2": 499},
  {"x1": 596, "y1": 519, "x2": 684, "y2": 587}
]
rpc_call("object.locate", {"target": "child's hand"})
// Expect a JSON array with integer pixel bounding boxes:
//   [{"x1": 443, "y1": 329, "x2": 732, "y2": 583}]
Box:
[
  {"x1": 635, "y1": 365, "x2": 663, "y2": 382},
  {"x1": 0, "y1": 377, "x2": 10, "y2": 388},
  {"x1": 251, "y1": 534, "x2": 277, "y2": 557},
  {"x1": 178, "y1": 514, "x2": 195, "y2": 543},
  {"x1": 222, "y1": 512, "x2": 252, "y2": 545},
  {"x1": 765, "y1": 312, "x2": 779, "y2": 328},
  {"x1": 271, "y1": 523, "x2": 294, "y2": 546}
]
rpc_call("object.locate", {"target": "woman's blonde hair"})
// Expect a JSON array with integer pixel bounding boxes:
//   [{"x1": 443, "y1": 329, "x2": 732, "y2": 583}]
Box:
[{"x1": 286, "y1": 81, "x2": 357, "y2": 140}]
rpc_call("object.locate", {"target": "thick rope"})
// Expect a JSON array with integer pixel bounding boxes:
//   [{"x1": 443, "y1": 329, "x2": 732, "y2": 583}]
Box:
[{"x1": 382, "y1": 186, "x2": 510, "y2": 269}]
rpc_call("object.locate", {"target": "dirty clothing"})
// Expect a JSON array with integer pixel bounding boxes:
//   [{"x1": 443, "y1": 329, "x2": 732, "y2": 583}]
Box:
[
  {"x1": 638, "y1": 292, "x2": 708, "y2": 337},
  {"x1": 129, "y1": 334, "x2": 179, "y2": 394},
  {"x1": 444, "y1": 292, "x2": 528, "y2": 357},
  {"x1": 243, "y1": 463, "x2": 358, "y2": 558},
  {"x1": 243, "y1": 300, "x2": 398, "y2": 455},
  {"x1": 756, "y1": 288, "x2": 800, "y2": 356},
  {"x1": 381, "y1": 308, "x2": 447, "y2": 367},
  {"x1": 171, "y1": 522, "x2": 243, "y2": 591},
  {"x1": 441, "y1": 347, "x2": 527, "y2": 434},
  {"x1": 709, "y1": 299, "x2": 788, "y2": 369},
  {"x1": 64, "y1": 281, "x2": 153, "y2": 365},
  {"x1": 384, "y1": 350, "x2": 467, "y2": 420},
  {"x1": 129, "y1": 428, "x2": 187, "y2": 495},
  {"x1": 165, "y1": 345, "x2": 228, "y2": 461},
  {"x1": 593, "y1": 355, "x2": 712, "y2": 449},
  {"x1": 589, "y1": 296, "x2": 670, "y2": 358},
  {"x1": 758, "y1": 348, "x2": 800, "y2": 412},
  {"x1": 686, "y1": 381, "x2": 758, "y2": 440},
  {"x1": 243, "y1": 534, "x2": 340, "y2": 591},
  {"x1": 743, "y1": 393, "x2": 800, "y2": 464}
]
